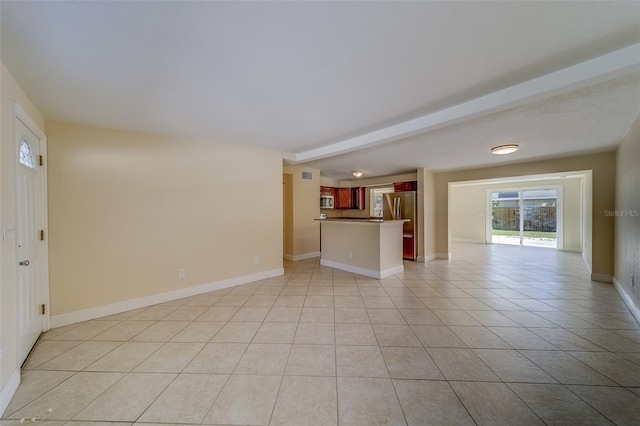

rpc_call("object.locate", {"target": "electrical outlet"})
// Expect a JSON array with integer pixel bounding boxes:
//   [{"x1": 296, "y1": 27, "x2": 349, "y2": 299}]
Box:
[
  {"x1": 178, "y1": 269, "x2": 186, "y2": 279},
  {"x1": 348, "y1": 251, "x2": 353, "y2": 259},
  {"x1": 254, "y1": 256, "x2": 260, "y2": 264}
]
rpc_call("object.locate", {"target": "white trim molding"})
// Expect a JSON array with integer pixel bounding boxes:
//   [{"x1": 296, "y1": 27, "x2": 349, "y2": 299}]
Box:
[
  {"x1": 0, "y1": 368, "x2": 21, "y2": 417},
  {"x1": 319, "y1": 259, "x2": 403, "y2": 279},
  {"x1": 285, "y1": 252, "x2": 320, "y2": 262},
  {"x1": 591, "y1": 272, "x2": 613, "y2": 283},
  {"x1": 613, "y1": 277, "x2": 640, "y2": 324},
  {"x1": 51, "y1": 268, "x2": 284, "y2": 328}
]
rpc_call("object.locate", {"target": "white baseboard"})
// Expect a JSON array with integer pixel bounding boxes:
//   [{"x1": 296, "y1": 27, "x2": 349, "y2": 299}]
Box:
[
  {"x1": 613, "y1": 277, "x2": 640, "y2": 324},
  {"x1": 319, "y1": 259, "x2": 403, "y2": 279},
  {"x1": 591, "y1": 272, "x2": 613, "y2": 283},
  {"x1": 0, "y1": 368, "x2": 20, "y2": 417},
  {"x1": 436, "y1": 253, "x2": 451, "y2": 260},
  {"x1": 51, "y1": 268, "x2": 284, "y2": 328},
  {"x1": 451, "y1": 238, "x2": 485, "y2": 244},
  {"x1": 284, "y1": 252, "x2": 320, "y2": 261},
  {"x1": 419, "y1": 254, "x2": 437, "y2": 263}
]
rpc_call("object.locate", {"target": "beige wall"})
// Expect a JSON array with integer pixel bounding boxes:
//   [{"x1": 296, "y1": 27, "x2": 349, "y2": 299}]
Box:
[
  {"x1": 47, "y1": 121, "x2": 283, "y2": 315},
  {"x1": 283, "y1": 174, "x2": 294, "y2": 258},
  {"x1": 434, "y1": 152, "x2": 616, "y2": 277},
  {"x1": 615, "y1": 114, "x2": 640, "y2": 315},
  {"x1": 450, "y1": 177, "x2": 583, "y2": 251},
  {"x1": 0, "y1": 64, "x2": 46, "y2": 400},
  {"x1": 282, "y1": 165, "x2": 320, "y2": 259},
  {"x1": 418, "y1": 168, "x2": 436, "y2": 260}
]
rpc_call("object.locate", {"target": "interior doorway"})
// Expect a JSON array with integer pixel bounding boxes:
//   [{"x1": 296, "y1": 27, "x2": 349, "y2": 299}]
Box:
[{"x1": 489, "y1": 188, "x2": 560, "y2": 248}]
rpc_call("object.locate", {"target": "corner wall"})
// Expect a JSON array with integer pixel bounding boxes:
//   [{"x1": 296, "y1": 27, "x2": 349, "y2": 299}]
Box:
[
  {"x1": 282, "y1": 165, "x2": 320, "y2": 260},
  {"x1": 614, "y1": 114, "x2": 640, "y2": 320}
]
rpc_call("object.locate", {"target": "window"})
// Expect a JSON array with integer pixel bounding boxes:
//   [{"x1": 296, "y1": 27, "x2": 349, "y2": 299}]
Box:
[{"x1": 19, "y1": 139, "x2": 34, "y2": 168}]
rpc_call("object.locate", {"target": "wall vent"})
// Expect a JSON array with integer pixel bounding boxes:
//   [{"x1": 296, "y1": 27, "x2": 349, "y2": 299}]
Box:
[{"x1": 301, "y1": 171, "x2": 313, "y2": 180}]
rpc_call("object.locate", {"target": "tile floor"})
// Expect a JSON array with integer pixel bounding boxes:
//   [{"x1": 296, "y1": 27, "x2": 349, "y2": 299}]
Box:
[{"x1": 3, "y1": 243, "x2": 640, "y2": 425}]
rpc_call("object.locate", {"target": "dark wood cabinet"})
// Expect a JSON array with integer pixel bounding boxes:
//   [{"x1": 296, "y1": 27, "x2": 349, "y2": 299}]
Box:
[
  {"x1": 394, "y1": 181, "x2": 417, "y2": 192},
  {"x1": 320, "y1": 186, "x2": 366, "y2": 210},
  {"x1": 337, "y1": 188, "x2": 352, "y2": 209}
]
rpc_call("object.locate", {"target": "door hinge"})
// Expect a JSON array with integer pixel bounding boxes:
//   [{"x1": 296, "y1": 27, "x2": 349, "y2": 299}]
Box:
[
  {"x1": 40, "y1": 304, "x2": 46, "y2": 315},
  {"x1": 40, "y1": 230, "x2": 45, "y2": 241},
  {"x1": 39, "y1": 155, "x2": 43, "y2": 166}
]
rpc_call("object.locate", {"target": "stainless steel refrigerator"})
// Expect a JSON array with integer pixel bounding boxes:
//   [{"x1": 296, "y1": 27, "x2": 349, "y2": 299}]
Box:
[{"x1": 383, "y1": 191, "x2": 417, "y2": 260}]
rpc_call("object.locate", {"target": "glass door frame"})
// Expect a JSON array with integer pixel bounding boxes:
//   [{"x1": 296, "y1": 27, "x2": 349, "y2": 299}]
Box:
[{"x1": 485, "y1": 185, "x2": 563, "y2": 250}]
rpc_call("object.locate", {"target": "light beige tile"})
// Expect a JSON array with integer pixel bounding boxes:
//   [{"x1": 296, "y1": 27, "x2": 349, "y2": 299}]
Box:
[
  {"x1": 271, "y1": 376, "x2": 337, "y2": 426},
  {"x1": 432, "y1": 310, "x2": 481, "y2": 326},
  {"x1": 203, "y1": 375, "x2": 281, "y2": 425},
  {"x1": 10, "y1": 372, "x2": 124, "y2": 420},
  {"x1": 568, "y1": 385, "x2": 640, "y2": 425},
  {"x1": 304, "y1": 295, "x2": 334, "y2": 307},
  {"x1": 264, "y1": 307, "x2": 302, "y2": 322},
  {"x1": 474, "y1": 349, "x2": 557, "y2": 383},
  {"x1": 520, "y1": 350, "x2": 616, "y2": 385},
  {"x1": 337, "y1": 377, "x2": 405, "y2": 426},
  {"x1": 4, "y1": 370, "x2": 74, "y2": 416},
  {"x1": 252, "y1": 322, "x2": 297, "y2": 344},
  {"x1": 51, "y1": 321, "x2": 121, "y2": 341},
  {"x1": 161, "y1": 306, "x2": 208, "y2": 321},
  {"x1": 335, "y1": 323, "x2": 377, "y2": 345},
  {"x1": 411, "y1": 325, "x2": 467, "y2": 348},
  {"x1": 300, "y1": 307, "x2": 334, "y2": 323},
  {"x1": 333, "y1": 296, "x2": 364, "y2": 308},
  {"x1": 358, "y1": 287, "x2": 387, "y2": 297},
  {"x1": 183, "y1": 343, "x2": 247, "y2": 374},
  {"x1": 421, "y1": 298, "x2": 460, "y2": 310},
  {"x1": 569, "y1": 351, "x2": 640, "y2": 386},
  {"x1": 23, "y1": 340, "x2": 83, "y2": 369},
  {"x1": 185, "y1": 293, "x2": 223, "y2": 306},
  {"x1": 394, "y1": 379, "x2": 474, "y2": 425},
  {"x1": 390, "y1": 296, "x2": 427, "y2": 309},
  {"x1": 488, "y1": 327, "x2": 558, "y2": 350},
  {"x1": 37, "y1": 341, "x2": 121, "y2": 371},
  {"x1": 234, "y1": 343, "x2": 291, "y2": 375},
  {"x1": 130, "y1": 321, "x2": 189, "y2": 342},
  {"x1": 336, "y1": 345, "x2": 388, "y2": 378},
  {"x1": 274, "y1": 295, "x2": 306, "y2": 307},
  {"x1": 508, "y1": 383, "x2": 613, "y2": 425},
  {"x1": 362, "y1": 297, "x2": 396, "y2": 309},
  {"x1": 129, "y1": 306, "x2": 178, "y2": 321},
  {"x1": 85, "y1": 342, "x2": 162, "y2": 372},
  {"x1": 427, "y1": 348, "x2": 499, "y2": 381},
  {"x1": 381, "y1": 347, "x2": 443, "y2": 380},
  {"x1": 229, "y1": 306, "x2": 270, "y2": 322},
  {"x1": 91, "y1": 321, "x2": 153, "y2": 341},
  {"x1": 335, "y1": 307, "x2": 370, "y2": 324},
  {"x1": 366, "y1": 308, "x2": 407, "y2": 325},
  {"x1": 399, "y1": 309, "x2": 443, "y2": 325},
  {"x1": 449, "y1": 326, "x2": 511, "y2": 349},
  {"x1": 137, "y1": 374, "x2": 227, "y2": 423},
  {"x1": 133, "y1": 343, "x2": 204, "y2": 373},
  {"x1": 244, "y1": 294, "x2": 278, "y2": 307},
  {"x1": 285, "y1": 344, "x2": 336, "y2": 376},
  {"x1": 195, "y1": 306, "x2": 239, "y2": 322},
  {"x1": 280, "y1": 287, "x2": 308, "y2": 296},
  {"x1": 214, "y1": 294, "x2": 250, "y2": 307},
  {"x1": 294, "y1": 323, "x2": 335, "y2": 344},
  {"x1": 74, "y1": 373, "x2": 175, "y2": 421},
  {"x1": 372, "y1": 324, "x2": 421, "y2": 347},
  {"x1": 170, "y1": 321, "x2": 224, "y2": 342},
  {"x1": 450, "y1": 381, "x2": 543, "y2": 425},
  {"x1": 211, "y1": 321, "x2": 261, "y2": 343},
  {"x1": 333, "y1": 287, "x2": 360, "y2": 296},
  {"x1": 529, "y1": 328, "x2": 604, "y2": 351}
]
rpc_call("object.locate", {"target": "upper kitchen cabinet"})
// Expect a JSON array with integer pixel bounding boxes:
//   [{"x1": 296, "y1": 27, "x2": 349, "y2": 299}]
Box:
[
  {"x1": 394, "y1": 181, "x2": 418, "y2": 192},
  {"x1": 321, "y1": 186, "x2": 366, "y2": 210},
  {"x1": 336, "y1": 188, "x2": 352, "y2": 209}
]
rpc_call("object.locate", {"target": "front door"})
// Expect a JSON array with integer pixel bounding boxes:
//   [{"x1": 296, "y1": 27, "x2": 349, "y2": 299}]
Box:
[{"x1": 15, "y1": 116, "x2": 46, "y2": 365}]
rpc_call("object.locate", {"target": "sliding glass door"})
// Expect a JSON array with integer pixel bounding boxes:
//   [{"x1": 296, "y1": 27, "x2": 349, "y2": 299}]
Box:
[{"x1": 490, "y1": 189, "x2": 558, "y2": 248}]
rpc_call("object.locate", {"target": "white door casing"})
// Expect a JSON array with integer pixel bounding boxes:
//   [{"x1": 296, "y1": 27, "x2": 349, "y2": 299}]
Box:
[{"x1": 14, "y1": 103, "x2": 49, "y2": 366}]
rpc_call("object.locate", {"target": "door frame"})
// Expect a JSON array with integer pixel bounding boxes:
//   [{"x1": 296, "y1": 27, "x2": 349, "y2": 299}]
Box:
[
  {"x1": 13, "y1": 101, "x2": 50, "y2": 337},
  {"x1": 486, "y1": 185, "x2": 564, "y2": 250}
]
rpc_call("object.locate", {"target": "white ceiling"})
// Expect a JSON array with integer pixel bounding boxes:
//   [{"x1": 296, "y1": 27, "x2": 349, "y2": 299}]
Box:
[{"x1": 2, "y1": 1, "x2": 640, "y2": 179}]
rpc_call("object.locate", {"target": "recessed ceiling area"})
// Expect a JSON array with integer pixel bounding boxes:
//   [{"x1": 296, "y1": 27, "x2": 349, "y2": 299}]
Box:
[{"x1": 1, "y1": 1, "x2": 639, "y2": 179}]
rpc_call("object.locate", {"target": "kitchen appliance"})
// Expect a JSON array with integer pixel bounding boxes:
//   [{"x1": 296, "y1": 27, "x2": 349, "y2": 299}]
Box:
[
  {"x1": 320, "y1": 195, "x2": 334, "y2": 209},
  {"x1": 383, "y1": 191, "x2": 417, "y2": 260}
]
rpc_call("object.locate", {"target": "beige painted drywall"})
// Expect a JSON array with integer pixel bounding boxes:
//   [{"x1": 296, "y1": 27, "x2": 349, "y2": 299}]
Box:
[
  {"x1": 418, "y1": 168, "x2": 436, "y2": 261},
  {"x1": 283, "y1": 174, "x2": 294, "y2": 258},
  {"x1": 434, "y1": 152, "x2": 616, "y2": 277},
  {"x1": 615, "y1": 114, "x2": 640, "y2": 313},
  {"x1": 450, "y1": 177, "x2": 583, "y2": 251},
  {"x1": 47, "y1": 121, "x2": 283, "y2": 315},
  {"x1": 282, "y1": 165, "x2": 320, "y2": 258},
  {"x1": 0, "y1": 63, "x2": 46, "y2": 397}
]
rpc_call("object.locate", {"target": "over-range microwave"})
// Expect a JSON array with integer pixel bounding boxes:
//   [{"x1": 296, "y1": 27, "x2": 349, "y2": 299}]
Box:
[{"x1": 320, "y1": 195, "x2": 334, "y2": 209}]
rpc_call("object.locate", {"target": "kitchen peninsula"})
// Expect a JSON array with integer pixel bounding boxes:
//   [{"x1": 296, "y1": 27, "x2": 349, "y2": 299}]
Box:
[{"x1": 317, "y1": 218, "x2": 408, "y2": 279}]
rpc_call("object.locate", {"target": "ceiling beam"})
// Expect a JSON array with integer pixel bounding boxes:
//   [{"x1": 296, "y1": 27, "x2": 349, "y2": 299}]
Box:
[{"x1": 294, "y1": 42, "x2": 640, "y2": 163}]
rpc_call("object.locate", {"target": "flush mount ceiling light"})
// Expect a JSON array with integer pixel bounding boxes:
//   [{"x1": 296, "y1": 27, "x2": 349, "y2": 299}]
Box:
[
  {"x1": 491, "y1": 144, "x2": 520, "y2": 155},
  {"x1": 352, "y1": 171, "x2": 364, "y2": 177}
]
